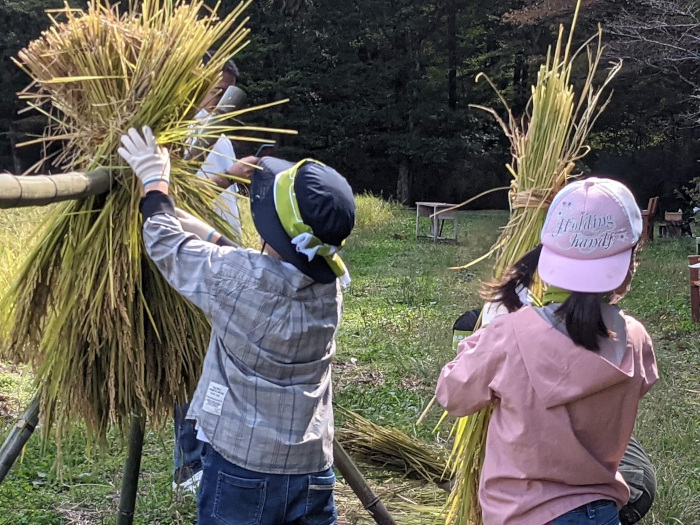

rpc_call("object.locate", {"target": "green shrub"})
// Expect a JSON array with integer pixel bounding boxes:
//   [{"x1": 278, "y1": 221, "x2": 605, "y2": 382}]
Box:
[{"x1": 354, "y1": 193, "x2": 395, "y2": 231}]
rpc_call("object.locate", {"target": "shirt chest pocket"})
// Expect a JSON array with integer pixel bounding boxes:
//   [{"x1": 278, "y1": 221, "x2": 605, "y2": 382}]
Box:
[
  {"x1": 213, "y1": 283, "x2": 294, "y2": 346},
  {"x1": 213, "y1": 278, "x2": 268, "y2": 328}
]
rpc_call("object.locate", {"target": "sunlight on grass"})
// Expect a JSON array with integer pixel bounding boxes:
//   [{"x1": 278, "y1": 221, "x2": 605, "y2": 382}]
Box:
[
  {"x1": 0, "y1": 206, "x2": 50, "y2": 346},
  {"x1": 622, "y1": 238, "x2": 700, "y2": 523},
  {"x1": 0, "y1": 207, "x2": 49, "y2": 290},
  {"x1": 354, "y1": 193, "x2": 396, "y2": 231}
]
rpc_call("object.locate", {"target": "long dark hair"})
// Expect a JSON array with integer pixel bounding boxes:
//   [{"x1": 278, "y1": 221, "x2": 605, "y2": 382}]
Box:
[
  {"x1": 481, "y1": 244, "x2": 611, "y2": 351},
  {"x1": 481, "y1": 244, "x2": 542, "y2": 313},
  {"x1": 555, "y1": 294, "x2": 611, "y2": 351}
]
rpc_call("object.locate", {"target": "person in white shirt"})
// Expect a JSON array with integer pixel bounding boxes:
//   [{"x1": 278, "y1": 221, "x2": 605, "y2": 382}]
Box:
[{"x1": 193, "y1": 54, "x2": 258, "y2": 238}]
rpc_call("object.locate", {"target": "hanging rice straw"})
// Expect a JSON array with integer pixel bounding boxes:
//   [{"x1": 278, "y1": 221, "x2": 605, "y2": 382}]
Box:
[
  {"x1": 1, "y1": 0, "x2": 295, "y2": 444},
  {"x1": 445, "y1": 2, "x2": 621, "y2": 522}
]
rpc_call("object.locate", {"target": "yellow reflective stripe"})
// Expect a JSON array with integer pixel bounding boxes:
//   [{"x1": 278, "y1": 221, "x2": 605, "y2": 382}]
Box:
[
  {"x1": 328, "y1": 253, "x2": 348, "y2": 278},
  {"x1": 272, "y1": 158, "x2": 347, "y2": 279},
  {"x1": 274, "y1": 159, "x2": 312, "y2": 238}
]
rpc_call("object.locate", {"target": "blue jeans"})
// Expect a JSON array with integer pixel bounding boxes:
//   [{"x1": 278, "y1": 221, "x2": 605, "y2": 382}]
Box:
[
  {"x1": 553, "y1": 500, "x2": 620, "y2": 525},
  {"x1": 198, "y1": 444, "x2": 337, "y2": 524},
  {"x1": 174, "y1": 402, "x2": 204, "y2": 470}
]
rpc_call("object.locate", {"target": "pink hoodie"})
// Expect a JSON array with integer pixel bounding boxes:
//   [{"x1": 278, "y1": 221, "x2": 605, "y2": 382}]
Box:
[{"x1": 436, "y1": 306, "x2": 658, "y2": 525}]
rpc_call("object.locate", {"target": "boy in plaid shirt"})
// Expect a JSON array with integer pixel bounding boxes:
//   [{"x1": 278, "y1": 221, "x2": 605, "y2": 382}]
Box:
[{"x1": 119, "y1": 126, "x2": 354, "y2": 524}]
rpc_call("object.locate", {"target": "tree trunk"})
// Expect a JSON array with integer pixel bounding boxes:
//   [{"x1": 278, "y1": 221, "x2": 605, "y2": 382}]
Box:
[
  {"x1": 513, "y1": 51, "x2": 529, "y2": 113},
  {"x1": 9, "y1": 129, "x2": 22, "y2": 176},
  {"x1": 273, "y1": 0, "x2": 306, "y2": 16},
  {"x1": 447, "y1": 0, "x2": 458, "y2": 109},
  {"x1": 396, "y1": 157, "x2": 411, "y2": 204}
]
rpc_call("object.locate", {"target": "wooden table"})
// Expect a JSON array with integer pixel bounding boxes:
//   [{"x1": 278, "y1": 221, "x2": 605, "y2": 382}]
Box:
[{"x1": 415, "y1": 202, "x2": 459, "y2": 243}]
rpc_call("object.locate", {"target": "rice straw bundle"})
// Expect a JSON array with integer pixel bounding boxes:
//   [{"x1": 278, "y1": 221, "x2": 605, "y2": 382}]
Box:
[
  {"x1": 336, "y1": 406, "x2": 452, "y2": 484},
  {"x1": 446, "y1": 2, "x2": 621, "y2": 523},
  {"x1": 1, "y1": 0, "x2": 292, "y2": 442}
]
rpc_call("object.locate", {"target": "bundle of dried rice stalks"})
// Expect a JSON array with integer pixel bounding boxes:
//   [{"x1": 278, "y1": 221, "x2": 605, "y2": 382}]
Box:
[
  {"x1": 1, "y1": 0, "x2": 291, "y2": 442},
  {"x1": 336, "y1": 406, "x2": 452, "y2": 485},
  {"x1": 446, "y1": 1, "x2": 621, "y2": 523}
]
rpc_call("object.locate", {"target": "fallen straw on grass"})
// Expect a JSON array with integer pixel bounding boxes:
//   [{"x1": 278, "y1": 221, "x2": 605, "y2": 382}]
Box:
[
  {"x1": 335, "y1": 479, "x2": 446, "y2": 524},
  {"x1": 336, "y1": 406, "x2": 452, "y2": 485}
]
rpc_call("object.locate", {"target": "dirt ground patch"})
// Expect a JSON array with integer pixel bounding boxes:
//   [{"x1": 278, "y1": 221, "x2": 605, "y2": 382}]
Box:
[{"x1": 336, "y1": 478, "x2": 447, "y2": 524}]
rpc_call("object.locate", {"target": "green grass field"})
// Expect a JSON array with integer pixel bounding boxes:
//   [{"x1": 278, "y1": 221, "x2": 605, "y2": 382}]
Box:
[{"x1": 0, "y1": 197, "x2": 698, "y2": 524}]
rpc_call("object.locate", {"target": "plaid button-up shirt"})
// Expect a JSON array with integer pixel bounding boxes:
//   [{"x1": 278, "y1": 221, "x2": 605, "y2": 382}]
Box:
[{"x1": 142, "y1": 193, "x2": 341, "y2": 474}]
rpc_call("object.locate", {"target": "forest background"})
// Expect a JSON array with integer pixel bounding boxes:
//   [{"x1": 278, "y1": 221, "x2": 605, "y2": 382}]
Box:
[{"x1": 1, "y1": 0, "x2": 699, "y2": 213}]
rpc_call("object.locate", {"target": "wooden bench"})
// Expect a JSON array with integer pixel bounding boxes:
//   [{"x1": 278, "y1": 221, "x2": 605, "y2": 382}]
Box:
[
  {"x1": 661, "y1": 211, "x2": 684, "y2": 238},
  {"x1": 688, "y1": 255, "x2": 700, "y2": 322},
  {"x1": 641, "y1": 196, "x2": 658, "y2": 243},
  {"x1": 415, "y1": 202, "x2": 459, "y2": 243}
]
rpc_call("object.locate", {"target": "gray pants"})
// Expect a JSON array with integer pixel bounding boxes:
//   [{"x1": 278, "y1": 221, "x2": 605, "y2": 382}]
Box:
[{"x1": 619, "y1": 436, "x2": 656, "y2": 524}]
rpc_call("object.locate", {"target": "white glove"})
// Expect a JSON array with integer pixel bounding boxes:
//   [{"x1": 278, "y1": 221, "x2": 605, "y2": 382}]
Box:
[
  {"x1": 175, "y1": 208, "x2": 217, "y2": 242},
  {"x1": 118, "y1": 126, "x2": 170, "y2": 189}
]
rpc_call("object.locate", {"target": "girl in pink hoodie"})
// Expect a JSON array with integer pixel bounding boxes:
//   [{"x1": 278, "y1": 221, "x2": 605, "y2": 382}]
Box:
[{"x1": 437, "y1": 178, "x2": 659, "y2": 525}]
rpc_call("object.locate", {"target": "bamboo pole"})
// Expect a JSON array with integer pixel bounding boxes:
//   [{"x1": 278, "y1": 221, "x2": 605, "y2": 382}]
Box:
[
  {"x1": 0, "y1": 392, "x2": 40, "y2": 483},
  {"x1": 116, "y1": 413, "x2": 146, "y2": 525},
  {"x1": 0, "y1": 169, "x2": 113, "y2": 208},
  {"x1": 333, "y1": 439, "x2": 395, "y2": 525}
]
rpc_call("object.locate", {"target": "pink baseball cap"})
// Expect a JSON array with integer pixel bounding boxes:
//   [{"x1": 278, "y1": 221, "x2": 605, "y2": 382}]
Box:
[{"x1": 539, "y1": 177, "x2": 642, "y2": 293}]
